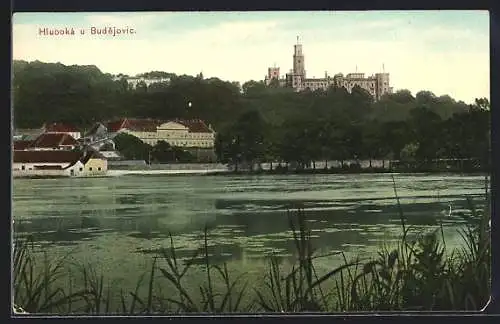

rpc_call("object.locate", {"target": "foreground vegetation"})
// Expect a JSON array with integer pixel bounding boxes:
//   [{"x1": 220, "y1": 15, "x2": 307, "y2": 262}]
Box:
[{"x1": 13, "y1": 179, "x2": 490, "y2": 315}]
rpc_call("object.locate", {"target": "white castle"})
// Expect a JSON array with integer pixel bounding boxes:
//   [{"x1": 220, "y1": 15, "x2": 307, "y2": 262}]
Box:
[{"x1": 264, "y1": 37, "x2": 393, "y2": 101}]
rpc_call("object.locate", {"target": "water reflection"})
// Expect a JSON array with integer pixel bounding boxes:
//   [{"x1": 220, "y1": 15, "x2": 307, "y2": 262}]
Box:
[{"x1": 13, "y1": 174, "x2": 486, "y2": 267}]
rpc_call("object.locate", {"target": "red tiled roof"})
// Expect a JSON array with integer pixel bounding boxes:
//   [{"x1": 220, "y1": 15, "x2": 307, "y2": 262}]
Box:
[
  {"x1": 107, "y1": 118, "x2": 214, "y2": 133},
  {"x1": 61, "y1": 135, "x2": 77, "y2": 145},
  {"x1": 172, "y1": 119, "x2": 213, "y2": 133},
  {"x1": 106, "y1": 119, "x2": 127, "y2": 133},
  {"x1": 31, "y1": 133, "x2": 78, "y2": 148},
  {"x1": 13, "y1": 150, "x2": 83, "y2": 164},
  {"x1": 13, "y1": 140, "x2": 33, "y2": 150},
  {"x1": 44, "y1": 122, "x2": 80, "y2": 133},
  {"x1": 126, "y1": 119, "x2": 161, "y2": 132},
  {"x1": 106, "y1": 118, "x2": 161, "y2": 132}
]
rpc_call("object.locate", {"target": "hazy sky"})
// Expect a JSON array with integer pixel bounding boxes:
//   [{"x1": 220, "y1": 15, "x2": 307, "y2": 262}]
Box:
[{"x1": 12, "y1": 11, "x2": 489, "y2": 104}]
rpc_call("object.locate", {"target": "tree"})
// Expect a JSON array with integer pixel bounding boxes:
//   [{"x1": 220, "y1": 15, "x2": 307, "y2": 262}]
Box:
[
  {"x1": 361, "y1": 121, "x2": 383, "y2": 168},
  {"x1": 408, "y1": 107, "x2": 442, "y2": 161},
  {"x1": 242, "y1": 80, "x2": 267, "y2": 97},
  {"x1": 317, "y1": 121, "x2": 336, "y2": 169},
  {"x1": 381, "y1": 121, "x2": 410, "y2": 160},
  {"x1": 473, "y1": 97, "x2": 490, "y2": 111},
  {"x1": 151, "y1": 140, "x2": 173, "y2": 163},
  {"x1": 415, "y1": 90, "x2": 437, "y2": 105},
  {"x1": 135, "y1": 81, "x2": 148, "y2": 92},
  {"x1": 400, "y1": 142, "x2": 419, "y2": 162},
  {"x1": 268, "y1": 78, "x2": 280, "y2": 88},
  {"x1": 12, "y1": 60, "x2": 490, "y2": 172},
  {"x1": 391, "y1": 89, "x2": 415, "y2": 104},
  {"x1": 232, "y1": 110, "x2": 267, "y2": 170},
  {"x1": 114, "y1": 133, "x2": 152, "y2": 161}
]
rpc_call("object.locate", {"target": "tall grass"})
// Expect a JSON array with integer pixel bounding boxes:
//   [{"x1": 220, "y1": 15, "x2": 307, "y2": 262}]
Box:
[{"x1": 12, "y1": 178, "x2": 491, "y2": 314}]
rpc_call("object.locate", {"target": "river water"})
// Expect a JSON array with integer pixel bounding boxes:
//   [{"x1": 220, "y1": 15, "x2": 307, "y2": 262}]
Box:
[{"x1": 12, "y1": 173, "x2": 488, "y2": 310}]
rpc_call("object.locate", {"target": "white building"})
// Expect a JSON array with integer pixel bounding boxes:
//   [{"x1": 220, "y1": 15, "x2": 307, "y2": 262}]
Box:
[
  {"x1": 112, "y1": 76, "x2": 171, "y2": 89},
  {"x1": 106, "y1": 118, "x2": 216, "y2": 148},
  {"x1": 265, "y1": 38, "x2": 393, "y2": 101},
  {"x1": 12, "y1": 150, "x2": 85, "y2": 178},
  {"x1": 12, "y1": 150, "x2": 107, "y2": 178}
]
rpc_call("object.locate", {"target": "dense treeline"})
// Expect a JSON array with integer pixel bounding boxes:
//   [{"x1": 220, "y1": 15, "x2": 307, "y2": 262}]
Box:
[
  {"x1": 114, "y1": 133, "x2": 196, "y2": 163},
  {"x1": 12, "y1": 60, "x2": 490, "y2": 168}
]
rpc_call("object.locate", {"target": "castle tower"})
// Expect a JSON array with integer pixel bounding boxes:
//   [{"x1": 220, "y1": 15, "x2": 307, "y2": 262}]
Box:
[
  {"x1": 375, "y1": 72, "x2": 390, "y2": 101},
  {"x1": 288, "y1": 36, "x2": 306, "y2": 91},
  {"x1": 268, "y1": 67, "x2": 280, "y2": 80},
  {"x1": 265, "y1": 66, "x2": 280, "y2": 85},
  {"x1": 293, "y1": 36, "x2": 305, "y2": 77}
]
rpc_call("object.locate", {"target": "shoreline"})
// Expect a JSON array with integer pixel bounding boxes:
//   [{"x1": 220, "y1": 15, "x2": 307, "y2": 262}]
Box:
[
  {"x1": 12, "y1": 168, "x2": 488, "y2": 180},
  {"x1": 202, "y1": 167, "x2": 488, "y2": 177}
]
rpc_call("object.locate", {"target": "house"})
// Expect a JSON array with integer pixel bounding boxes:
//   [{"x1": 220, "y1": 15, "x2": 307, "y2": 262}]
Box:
[
  {"x1": 84, "y1": 122, "x2": 108, "y2": 142},
  {"x1": 81, "y1": 122, "x2": 117, "y2": 152},
  {"x1": 106, "y1": 118, "x2": 160, "y2": 139},
  {"x1": 43, "y1": 122, "x2": 82, "y2": 140},
  {"x1": 80, "y1": 150, "x2": 108, "y2": 176},
  {"x1": 160, "y1": 119, "x2": 215, "y2": 148},
  {"x1": 28, "y1": 133, "x2": 79, "y2": 151},
  {"x1": 12, "y1": 150, "x2": 85, "y2": 178},
  {"x1": 106, "y1": 118, "x2": 216, "y2": 148},
  {"x1": 12, "y1": 149, "x2": 108, "y2": 178}
]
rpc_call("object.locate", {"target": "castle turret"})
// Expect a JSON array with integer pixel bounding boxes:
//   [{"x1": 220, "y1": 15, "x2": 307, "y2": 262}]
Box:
[
  {"x1": 293, "y1": 36, "x2": 306, "y2": 78},
  {"x1": 265, "y1": 66, "x2": 280, "y2": 85},
  {"x1": 375, "y1": 73, "x2": 390, "y2": 100}
]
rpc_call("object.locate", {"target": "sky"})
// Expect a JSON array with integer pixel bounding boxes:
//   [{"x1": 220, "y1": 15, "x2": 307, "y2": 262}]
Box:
[{"x1": 12, "y1": 11, "x2": 489, "y2": 104}]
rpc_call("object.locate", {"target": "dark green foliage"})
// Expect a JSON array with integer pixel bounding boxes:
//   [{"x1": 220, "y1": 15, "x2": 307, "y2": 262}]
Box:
[
  {"x1": 13, "y1": 60, "x2": 489, "y2": 170},
  {"x1": 150, "y1": 141, "x2": 196, "y2": 163},
  {"x1": 113, "y1": 133, "x2": 152, "y2": 161}
]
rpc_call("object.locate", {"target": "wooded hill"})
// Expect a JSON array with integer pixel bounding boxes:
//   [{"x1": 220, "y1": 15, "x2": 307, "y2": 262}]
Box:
[{"x1": 12, "y1": 60, "x2": 490, "y2": 167}]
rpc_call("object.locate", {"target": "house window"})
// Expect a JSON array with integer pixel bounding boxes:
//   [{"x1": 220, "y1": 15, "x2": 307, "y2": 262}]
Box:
[
  {"x1": 79, "y1": 168, "x2": 83, "y2": 171},
  {"x1": 98, "y1": 167, "x2": 101, "y2": 171},
  {"x1": 89, "y1": 167, "x2": 93, "y2": 171},
  {"x1": 21, "y1": 165, "x2": 25, "y2": 170}
]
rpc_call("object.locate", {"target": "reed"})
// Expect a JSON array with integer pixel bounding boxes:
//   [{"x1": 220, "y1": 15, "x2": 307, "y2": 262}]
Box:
[{"x1": 12, "y1": 178, "x2": 491, "y2": 314}]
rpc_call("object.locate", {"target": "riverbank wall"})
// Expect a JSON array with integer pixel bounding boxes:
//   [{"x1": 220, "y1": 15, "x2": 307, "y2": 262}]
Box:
[{"x1": 106, "y1": 159, "x2": 486, "y2": 175}]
